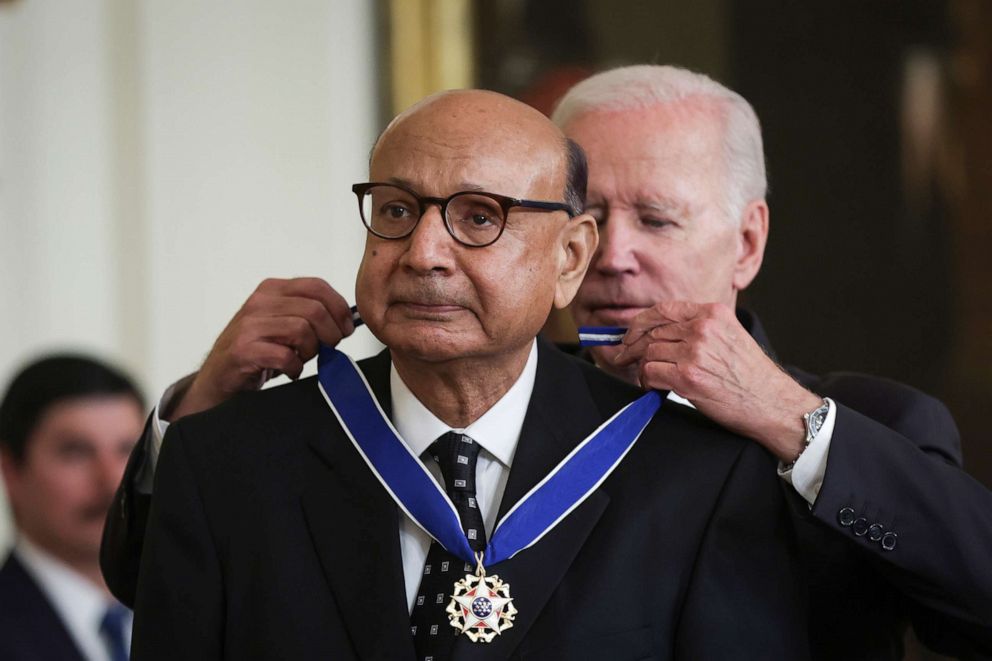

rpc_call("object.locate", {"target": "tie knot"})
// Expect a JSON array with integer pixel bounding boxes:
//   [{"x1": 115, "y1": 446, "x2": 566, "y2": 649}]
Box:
[{"x1": 429, "y1": 431, "x2": 481, "y2": 494}]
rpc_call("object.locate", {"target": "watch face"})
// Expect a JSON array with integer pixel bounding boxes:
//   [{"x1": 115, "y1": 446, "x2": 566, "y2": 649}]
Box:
[
  {"x1": 810, "y1": 405, "x2": 828, "y2": 435},
  {"x1": 805, "y1": 402, "x2": 829, "y2": 440}
]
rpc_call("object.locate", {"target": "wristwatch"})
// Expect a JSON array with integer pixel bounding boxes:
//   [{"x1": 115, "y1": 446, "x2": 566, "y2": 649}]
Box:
[
  {"x1": 803, "y1": 399, "x2": 830, "y2": 444},
  {"x1": 784, "y1": 398, "x2": 830, "y2": 470}
]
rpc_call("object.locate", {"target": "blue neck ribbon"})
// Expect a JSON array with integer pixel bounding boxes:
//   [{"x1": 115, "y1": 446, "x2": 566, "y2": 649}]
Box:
[{"x1": 317, "y1": 346, "x2": 661, "y2": 566}]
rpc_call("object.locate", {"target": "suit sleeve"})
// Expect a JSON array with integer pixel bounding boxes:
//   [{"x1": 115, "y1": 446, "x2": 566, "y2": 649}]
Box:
[
  {"x1": 100, "y1": 376, "x2": 201, "y2": 609},
  {"x1": 810, "y1": 383, "x2": 992, "y2": 654},
  {"x1": 100, "y1": 413, "x2": 156, "y2": 608},
  {"x1": 676, "y1": 442, "x2": 810, "y2": 660},
  {"x1": 131, "y1": 420, "x2": 224, "y2": 660}
]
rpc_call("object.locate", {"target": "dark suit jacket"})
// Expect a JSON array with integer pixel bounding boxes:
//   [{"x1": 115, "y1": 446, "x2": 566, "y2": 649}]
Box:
[
  {"x1": 0, "y1": 552, "x2": 87, "y2": 661},
  {"x1": 740, "y1": 310, "x2": 992, "y2": 660},
  {"x1": 105, "y1": 313, "x2": 992, "y2": 659},
  {"x1": 128, "y1": 339, "x2": 808, "y2": 660}
]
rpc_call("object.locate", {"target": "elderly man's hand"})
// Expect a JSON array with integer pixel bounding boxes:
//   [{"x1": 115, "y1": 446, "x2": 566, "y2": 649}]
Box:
[
  {"x1": 614, "y1": 301, "x2": 822, "y2": 463},
  {"x1": 166, "y1": 277, "x2": 355, "y2": 422}
]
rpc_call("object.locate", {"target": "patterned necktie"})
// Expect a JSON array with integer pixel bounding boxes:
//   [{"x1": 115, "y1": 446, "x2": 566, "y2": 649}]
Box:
[
  {"x1": 99, "y1": 603, "x2": 130, "y2": 661},
  {"x1": 410, "y1": 431, "x2": 486, "y2": 661}
]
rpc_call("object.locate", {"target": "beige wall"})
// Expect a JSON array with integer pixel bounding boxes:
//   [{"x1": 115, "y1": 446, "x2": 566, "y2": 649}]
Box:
[{"x1": 0, "y1": 0, "x2": 382, "y2": 552}]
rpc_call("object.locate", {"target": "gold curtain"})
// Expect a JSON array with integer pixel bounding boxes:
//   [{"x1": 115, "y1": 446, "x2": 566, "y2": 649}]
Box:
[{"x1": 387, "y1": 0, "x2": 475, "y2": 115}]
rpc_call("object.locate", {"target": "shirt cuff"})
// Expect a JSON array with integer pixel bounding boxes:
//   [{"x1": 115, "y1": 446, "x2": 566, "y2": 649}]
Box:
[
  {"x1": 778, "y1": 397, "x2": 836, "y2": 506},
  {"x1": 134, "y1": 373, "x2": 196, "y2": 494}
]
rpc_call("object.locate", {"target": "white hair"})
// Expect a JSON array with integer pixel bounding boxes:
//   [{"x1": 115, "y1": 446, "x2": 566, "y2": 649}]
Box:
[{"x1": 551, "y1": 65, "x2": 767, "y2": 224}]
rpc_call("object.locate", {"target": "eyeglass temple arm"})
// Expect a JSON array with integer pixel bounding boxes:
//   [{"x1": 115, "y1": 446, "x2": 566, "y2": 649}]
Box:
[{"x1": 513, "y1": 199, "x2": 579, "y2": 217}]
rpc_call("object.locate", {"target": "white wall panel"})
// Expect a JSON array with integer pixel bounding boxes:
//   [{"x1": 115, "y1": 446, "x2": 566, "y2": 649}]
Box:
[
  {"x1": 0, "y1": 0, "x2": 380, "y2": 554},
  {"x1": 140, "y1": 0, "x2": 381, "y2": 393}
]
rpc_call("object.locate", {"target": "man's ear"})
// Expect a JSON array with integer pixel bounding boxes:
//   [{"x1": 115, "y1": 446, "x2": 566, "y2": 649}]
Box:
[
  {"x1": 0, "y1": 446, "x2": 22, "y2": 499},
  {"x1": 732, "y1": 199, "x2": 769, "y2": 292},
  {"x1": 554, "y1": 213, "x2": 598, "y2": 309}
]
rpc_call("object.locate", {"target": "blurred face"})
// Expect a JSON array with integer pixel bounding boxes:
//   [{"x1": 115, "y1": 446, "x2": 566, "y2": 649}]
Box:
[
  {"x1": 1, "y1": 396, "x2": 143, "y2": 564},
  {"x1": 565, "y1": 102, "x2": 741, "y2": 330},
  {"x1": 356, "y1": 92, "x2": 585, "y2": 364}
]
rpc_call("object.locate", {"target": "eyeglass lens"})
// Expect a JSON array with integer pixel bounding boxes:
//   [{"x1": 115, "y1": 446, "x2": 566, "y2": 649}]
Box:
[{"x1": 360, "y1": 185, "x2": 505, "y2": 246}]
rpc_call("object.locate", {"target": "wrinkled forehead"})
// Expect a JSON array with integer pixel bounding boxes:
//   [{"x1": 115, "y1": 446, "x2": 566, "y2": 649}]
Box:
[
  {"x1": 570, "y1": 101, "x2": 724, "y2": 164},
  {"x1": 371, "y1": 93, "x2": 567, "y2": 198},
  {"x1": 565, "y1": 103, "x2": 726, "y2": 203}
]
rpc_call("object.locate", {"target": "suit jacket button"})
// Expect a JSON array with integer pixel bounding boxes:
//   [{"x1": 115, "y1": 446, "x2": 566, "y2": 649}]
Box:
[
  {"x1": 852, "y1": 517, "x2": 869, "y2": 536},
  {"x1": 838, "y1": 507, "x2": 856, "y2": 527},
  {"x1": 881, "y1": 532, "x2": 898, "y2": 551},
  {"x1": 868, "y1": 523, "x2": 884, "y2": 542}
]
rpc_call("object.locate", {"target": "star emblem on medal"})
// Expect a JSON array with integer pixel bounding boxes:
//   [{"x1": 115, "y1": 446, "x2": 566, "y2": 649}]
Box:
[{"x1": 445, "y1": 571, "x2": 517, "y2": 643}]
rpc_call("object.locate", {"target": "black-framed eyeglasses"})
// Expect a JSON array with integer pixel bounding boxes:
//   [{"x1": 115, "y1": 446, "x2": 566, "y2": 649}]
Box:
[{"x1": 352, "y1": 182, "x2": 577, "y2": 248}]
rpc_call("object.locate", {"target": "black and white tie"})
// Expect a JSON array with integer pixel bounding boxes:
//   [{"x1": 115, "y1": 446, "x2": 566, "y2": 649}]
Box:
[{"x1": 410, "y1": 431, "x2": 486, "y2": 661}]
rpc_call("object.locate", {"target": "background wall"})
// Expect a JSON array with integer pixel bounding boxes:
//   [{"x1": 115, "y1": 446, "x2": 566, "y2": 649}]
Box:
[{"x1": 0, "y1": 0, "x2": 382, "y2": 552}]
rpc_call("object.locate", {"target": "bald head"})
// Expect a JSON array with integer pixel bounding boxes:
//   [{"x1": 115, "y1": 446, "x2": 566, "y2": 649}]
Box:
[
  {"x1": 376, "y1": 90, "x2": 560, "y2": 164},
  {"x1": 373, "y1": 90, "x2": 586, "y2": 215}
]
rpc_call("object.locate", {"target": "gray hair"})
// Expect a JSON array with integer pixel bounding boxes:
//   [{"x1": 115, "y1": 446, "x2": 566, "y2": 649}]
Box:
[{"x1": 551, "y1": 65, "x2": 767, "y2": 224}]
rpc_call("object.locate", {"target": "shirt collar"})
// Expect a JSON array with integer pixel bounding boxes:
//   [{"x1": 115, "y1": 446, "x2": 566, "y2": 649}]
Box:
[
  {"x1": 14, "y1": 533, "x2": 122, "y2": 651},
  {"x1": 390, "y1": 340, "x2": 538, "y2": 468},
  {"x1": 667, "y1": 391, "x2": 695, "y2": 408}
]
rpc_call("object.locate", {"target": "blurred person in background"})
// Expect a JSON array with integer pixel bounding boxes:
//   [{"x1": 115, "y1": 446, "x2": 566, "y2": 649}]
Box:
[{"x1": 0, "y1": 355, "x2": 143, "y2": 661}]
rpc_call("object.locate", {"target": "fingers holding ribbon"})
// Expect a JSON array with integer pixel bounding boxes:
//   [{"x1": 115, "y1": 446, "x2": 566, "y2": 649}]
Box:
[
  {"x1": 616, "y1": 301, "x2": 770, "y2": 400},
  {"x1": 609, "y1": 301, "x2": 823, "y2": 459},
  {"x1": 167, "y1": 277, "x2": 357, "y2": 421},
  {"x1": 249, "y1": 277, "x2": 356, "y2": 348}
]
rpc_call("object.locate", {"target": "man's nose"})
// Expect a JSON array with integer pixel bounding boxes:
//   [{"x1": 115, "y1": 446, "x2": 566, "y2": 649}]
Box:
[
  {"x1": 595, "y1": 216, "x2": 640, "y2": 275},
  {"x1": 401, "y1": 205, "x2": 455, "y2": 273}
]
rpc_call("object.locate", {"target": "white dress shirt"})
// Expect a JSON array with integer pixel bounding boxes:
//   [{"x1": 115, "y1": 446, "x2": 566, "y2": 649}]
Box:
[
  {"x1": 391, "y1": 340, "x2": 538, "y2": 610},
  {"x1": 778, "y1": 397, "x2": 837, "y2": 503},
  {"x1": 14, "y1": 534, "x2": 131, "y2": 661}
]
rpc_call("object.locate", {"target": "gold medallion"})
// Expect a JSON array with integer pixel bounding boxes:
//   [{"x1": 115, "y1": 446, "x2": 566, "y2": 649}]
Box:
[{"x1": 445, "y1": 553, "x2": 517, "y2": 643}]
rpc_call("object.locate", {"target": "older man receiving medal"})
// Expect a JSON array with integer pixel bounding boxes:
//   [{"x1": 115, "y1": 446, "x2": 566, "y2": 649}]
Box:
[{"x1": 129, "y1": 90, "x2": 807, "y2": 660}]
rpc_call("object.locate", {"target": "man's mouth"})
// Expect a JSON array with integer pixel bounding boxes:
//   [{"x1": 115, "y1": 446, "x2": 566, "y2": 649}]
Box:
[{"x1": 391, "y1": 301, "x2": 465, "y2": 317}]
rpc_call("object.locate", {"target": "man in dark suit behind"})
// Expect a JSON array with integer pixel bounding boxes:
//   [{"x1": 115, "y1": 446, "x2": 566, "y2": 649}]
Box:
[
  {"x1": 555, "y1": 65, "x2": 992, "y2": 658},
  {"x1": 1, "y1": 355, "x2": 143, "y2": 661},
  {"x1": 127, "y1": 89, "x2": 809, "y2": 660}
]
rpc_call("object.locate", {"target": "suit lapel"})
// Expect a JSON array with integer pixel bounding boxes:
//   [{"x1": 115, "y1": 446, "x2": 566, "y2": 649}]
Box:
[
  {"x1": 496, "y1": 341, "x2": 612, "y2": 520},
  {"x1": 300, "y1": 350, "x2": 416, "y2": 661},
  {"x1": 736, "y1": 307, "x2": 777, "y2": 361},
  {"x1": 737, "y1": 308, "x2": 821, "y2": 389},
  {"x1": 1, "y1": 554, "x2": 88, "y2": 661},
  {"x1": 454, "y1": 341, "x2": 617, "y2": 660},
  {"x1": 455, "y1": 493, "x2": 609, "y2": 661}
]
